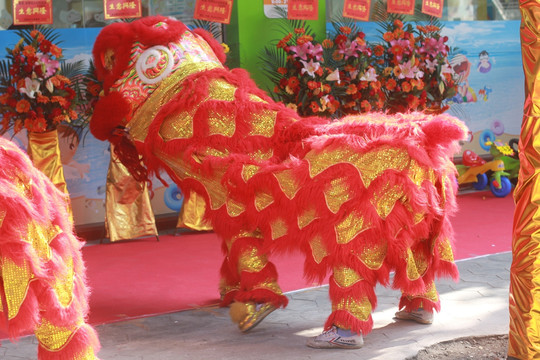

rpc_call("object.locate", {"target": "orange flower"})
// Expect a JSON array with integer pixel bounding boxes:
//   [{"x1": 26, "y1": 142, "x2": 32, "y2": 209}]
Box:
[
  {"x1": 15, "y1": 99, "x2": 30, "y2": 113},
  {"x1": 339, "y1": 26, "x2": 352, "y2": 35},
  {"x1": 393, "y1": 66, "x2": 402, "y2": 78},
  {"x1": 22, "y1": 45, "x2": 36, "y2": 57},
  {"x1": 297, "y1": 35, "x2": 313, "y2": 45},
  {"x1": 295, "y1": 28, "x2": 305, "y2": 34},
  {"x1": 383, "y1": 32, "x2": 394, "y2": 42},
  {"x1": 386, "y1": 78, "x2": 397, "y2": 91},
  {"x1": 402, "y1": 81, "x2": 412, "y2": 92},
  {"x1": 277, "y1": 67, "x2": 287, "y2": 75},
  {"x1": 332, "y1": 50, "x2": 344, "y2": 61},
  {"x1": 307, "y1": 81, "x2": 319, "y2": 90},
  {"x1": 346, "y1": 84, "x2": 357, "y2": 95},
  {"x1": 322, "y1": 39, "x2": 334, "y2": 49},
  {"x1": 50, "y1": 44, "x2": 62, "y2": 58},
  {"x1": 309, "y1": 101, "x2": 320, "y2": 113},
  {"x1": 370, "y1": 81, "x2": 381, "y2": 91},
  {"x1": 0, "y1": 93, "x2": 9, "y2": 105},
  {"x1": 373, "y1": 45, "x2": 384, "y2": 57},
  {"x1": 361, "y1": 100, "x2": 372, "y2": 112},
  {"x1": 37, "y1": 94, "x2": 50, "y2": 103},
  {"x1": 288, "y1": 77, "x2": 299, "y2": 89},
  {"x1": 394, "y1": 19, "x2": 404, "y2": 29}
]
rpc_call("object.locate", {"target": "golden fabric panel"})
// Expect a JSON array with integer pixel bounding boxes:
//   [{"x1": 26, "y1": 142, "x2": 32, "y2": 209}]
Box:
[
  {"x1": 199, "y1": 147, "x2": 230, "y2": 158},
  {"x1": 248, "y1": 109, "x2": 276, "y2": 137},
  {"x1": 51, "y1": 257, "x2": 74, "y2": 308},
  {"x1": 158, "y1": 150, "x2": 228, "y2": 211},
  {"x1": 306, "y1": 147, "x2": 410, "y2": 187},
  {"x1": 406, "y1": 248, "x2": 421, "y2": 281},
  {"x1": 239, "y1": 247, "x2": 268, "y2": 273},
  {"x1": 35, "y1": 317, "x2": 82, "y2": 352},
  {"x1": 249, "y1": 149, "x2": 274, "y2": 161},
  {"x1": 160, "y1": 110, "x2": 194, "y2": 141},
  {"x1": 73, "y1": 347, "x2": 96, "y2": 360},
  {"x1": 248, "y1": 94, "x2": 267, "y2": 103},
  {"x1": 226, "y1": 198, "x2": 246, "y2": 217},
  {"x1": 509, "y1": 4, "x2": 540, "y2": 357},
  {"x1": 335, "y1": 211, "x2": 372, "y2": 244},
  {"x1": 273, "y1": 169, "x2": 301, "y2": 200},
  {"x1": 298, "y1": 207, "x2": 318, "y2": 229},
  {"x1": 333, "y1": 266, "x2": 364, "y2": 287},
  {"x1": 177, "y1": 192, "x2": 212, "y2": 231},
  {"x1": 208, "y1": 79, "x2": 237, "y2": 101},
  {"x1": 241, "y1": 164, "x2": 260, "y2": 182},
  {"x1": 436, "y1": 237, "x2": 455, "y2": 263},
  {"x1": 270, "y1": 218, "x2": 288, "y2": 240},
  {"x1": 253, "y1": 280, "x2": 283, "y2": 295},
  {"x1": 332, "y1": 296, "x2": 372, "y2": 322},
  {"x1": 407, "y1": 159, "x2": 435, "y2": 186},
  {"x1": 323, "y1": 177, "x2": 351, "y2": 214},
  {"x1": 309, "y1": 234, "x2": 328, "y2": 264},
  {"x1": 3, "y1": 257, "x2": 35, "y2": 320},
  {"x1": 25, "y1": 221, "x2": 59, "y2": 261},
  {"x1": 227, "y1": 229, "x2": 263, "y2": 252},
  {"x1": 27, "y1": 130, "x2": 69, "y2": 197},
  {"x1": 353, "y1": 242, "x2": 387, "y2": 270},
  {"x1": 371, "y1": 182, "x2": 404, "y2": 219},
  {"x1": 0, "y1": 210, "x2": 5, "y2": 228},
  {"x1": 105, "y1": 149, "x2": 158, "y2": 242},
  {"x1": 254, "y1": 190, "x2": 274, "y2": 212},
  {"x1": 130, "y1": 62, "x2": 221, "y2": 142},
  {"x1": 208, "y1": 109, "x2": 236, "y2": 137}
]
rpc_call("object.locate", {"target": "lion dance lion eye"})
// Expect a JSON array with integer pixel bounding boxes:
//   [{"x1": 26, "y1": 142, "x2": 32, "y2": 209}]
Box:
[
  {"x1": 135, "y1": 45, "x2": 174, "y2": 85},
  {"x1": 102, "y1": 48, "x2": 116, "y2": 72}
]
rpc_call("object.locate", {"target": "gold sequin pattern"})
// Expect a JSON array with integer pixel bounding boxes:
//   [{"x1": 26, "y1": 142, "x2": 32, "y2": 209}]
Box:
[
  {"x1": 239, "y1": 247, "x2": 268, "y2": 273},
  {"x1": 199, "y1": 147, "x2": 230, "y2": 158},
  {"x1": 407, "y1": 159, "x2": 435, "y2": 186},
  {"x1": 298, "y1": 207, "x2": 318, "y2": 229},
  {"x1": 323, "y1": 177, "x2": 351, "y2": 214},
  {"x1": 253, "y1": 280, "x2": 283, "y2": 295},
  {"x1": 130, "y1": 61, "x2": 221, "y2": 142},
  {"x1": 248, "y1": 109, "x2": 276, "y2": 137},
  {"x1": 332, "y1": 296, "x2": 372, "y2": 321},
  {"x1": 437, "y1": 237, "x2": 455, "y2": 263},
  {"x1": 352, "y1": 242, "x2": 387, "y2": 270},
  {"x1": 370, "y1": 182, "x2": 404, "y2": 219},
  {"x1": 160, "y1": 110, "x2": 195, "y2": 141},
  {"x1": 335, "y1": 211, "x2": 372, "y2": 244},
  {"x1": 51, "y1": 257, "x2": 74, "y2": 308},
  {"x1": 309, "y1": 235, "x2": 328, "y2": 264},
  {"x1": 306, "y1": 147, "x2": 410, "y2": 187},
  {"x1": 248, "y1": 94, "x2": 267, "y2": 103},
  {"x1": 242, "y1": 164, "x2": 260, "y2": 182},
  {"x1": 333, "y1": 266, "x2": 364, "y2": 287},
  {"x1": 35, "y1": 317, "x2": 82, "y2": 351},
  {"x1": 73, "y1": 347, "x2": 96, "y2": 360},
  {"x1": 25, "y1": 222, "x2": 62, "y2": 261},
  {"x1": 208, "y1": 109, "x2": 236, "y2": 137},
  {"x1": 406, "y1": 248, "x2": 421, "y2": 281},
  {"x1": 273, "y1": 169, "x2": 300, "y2": 200},
  {"x1": 249, "y1": 149, "x2": 274, "y2": 161},
  {"x1": 3, "y1": 257, "x2": 35, "y2": 319},
  {"x1": 270, "y1": 218, "x2": 288, "y2": 240},
  {"x1": 227, "y1": 229, "x2": 263, "y2": 251},
  {"x1": 208, "y1": 79, "x2": 237, "y2": 101},
  {"x1": 226, "y1": 198, "x2": 246, "y2": 217},
  {"x1": 254, "y1": 190, "x2": 274, "y2": 212}
]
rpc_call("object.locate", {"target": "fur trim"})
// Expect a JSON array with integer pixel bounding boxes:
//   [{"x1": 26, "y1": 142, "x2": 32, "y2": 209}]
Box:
[{"x1": 89, "y1": 91, "x2": 131, "y2": 141}]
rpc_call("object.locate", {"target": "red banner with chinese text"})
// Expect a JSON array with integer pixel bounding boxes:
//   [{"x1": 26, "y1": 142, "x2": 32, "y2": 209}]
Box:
[
  {"x1": 387, "y1": 0, "x2": 414, "y2": 15},
  {"x1": 103, "y1": 0, "x2": 142, "y2": 20},
  {"x1": 288, "y1": 0, "x2": 318, "y2": 20},
  {"x1": 194, "y1": 0, "x2": 233, "y2": 24},
  {"x1": 422, "y1": 0, "x2": 443, "y2": 18},
  {"x1": 13, "y1": 0, "x2": 53, "y2": 25},
  {"x1": 343, "y1": 0, "x2": 371, "y2": 21}
]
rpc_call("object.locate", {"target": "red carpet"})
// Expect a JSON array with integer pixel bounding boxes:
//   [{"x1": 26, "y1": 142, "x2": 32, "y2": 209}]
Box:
[{"x1": 82, "y1": 190, "x2": 514, "y2": 326}]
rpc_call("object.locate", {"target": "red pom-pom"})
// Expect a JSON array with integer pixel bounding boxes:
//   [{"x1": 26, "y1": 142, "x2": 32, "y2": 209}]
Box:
[{"x1": 90, "y1": 92, "x2": 131, "y2": 141}]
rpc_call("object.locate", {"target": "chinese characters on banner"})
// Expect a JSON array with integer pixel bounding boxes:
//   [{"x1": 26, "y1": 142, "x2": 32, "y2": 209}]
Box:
[
  {"x1": 387, "y1": 0, "x2": 414, "y2": 15},
  {"x1": 194, "y1": 0, "x2": 234, "y2": 24},
  {"x1": 421, "y1": 0, "x2": 443, "y2": 18},
  {"x1": 288, "y1": 0, "x2": 318, "y2": 20},
  {"x1": 13, "y1": 0, "x2": 53, "y2": 25},
  {"x1": 343, "y1": 0, "x2": 371, "y2": 21},
  {"x1": 103, "y1": 0, "x2": 142, "y2": 20}
]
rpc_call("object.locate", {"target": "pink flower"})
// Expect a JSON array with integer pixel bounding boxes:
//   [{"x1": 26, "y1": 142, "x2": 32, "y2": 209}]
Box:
[
  {"x1": 359, "y1": 67, "x2": 378, "y2": 82},
  {"x1": 338, "y1": 39, "x2": 367, "y2": 60},
  {"x1": 419, "y1": 37, "x2": 447, "y2": 57},
  {"x1": 399, "y1": 59, "x2": 424, "y2": 80},
  {"x1": 300, "y1": 59, "x2": 321, "y2": 77},
  {"x1": 37, "y1": 53, "x2": 59, "y2": 78}
]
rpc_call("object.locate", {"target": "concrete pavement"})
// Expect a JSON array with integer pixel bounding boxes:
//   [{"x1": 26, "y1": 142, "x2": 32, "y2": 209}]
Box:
[{"x1": 1, "y1": 251, "x2": 511, "y2": 359}]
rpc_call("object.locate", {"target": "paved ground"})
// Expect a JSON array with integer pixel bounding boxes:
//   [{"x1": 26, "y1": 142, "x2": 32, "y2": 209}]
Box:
[{"x1": 1, "y1": 252, "x2": 511, "y2": 360}]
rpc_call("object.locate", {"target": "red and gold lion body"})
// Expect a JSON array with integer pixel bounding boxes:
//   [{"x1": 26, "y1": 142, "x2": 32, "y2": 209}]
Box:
[{"x1": 91, "y1": 16, "x2": 466, "y2": 336}]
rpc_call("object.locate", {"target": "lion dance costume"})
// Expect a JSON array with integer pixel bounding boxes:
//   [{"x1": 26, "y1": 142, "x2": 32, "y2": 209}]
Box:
[
  {"x1": 0, "y1": 137, "x2": 100, "y2": 359},
  {"x1": 90, "y1": 16, "x2": 466, "y2": 341}
]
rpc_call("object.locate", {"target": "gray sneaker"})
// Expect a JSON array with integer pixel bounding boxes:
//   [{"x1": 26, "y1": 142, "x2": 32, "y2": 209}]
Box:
[
  {"x1": 306, "y1": 326, "x2": 364, "y2": 349},
  {"x1": 394, "y1": 308, "x2": 434, "y2": 324}
]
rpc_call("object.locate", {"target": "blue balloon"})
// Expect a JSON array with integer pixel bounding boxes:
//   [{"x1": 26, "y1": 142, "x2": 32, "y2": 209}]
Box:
[{"x1": 164, "y1": 184, "x2": 184, "y2": 211}]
